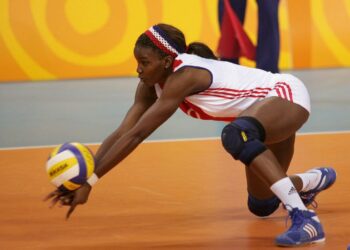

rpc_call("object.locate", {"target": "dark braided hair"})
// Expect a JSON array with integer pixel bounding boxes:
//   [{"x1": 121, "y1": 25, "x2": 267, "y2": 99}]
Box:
[{"x1": 187, "y1": 42, "x2": 217, "y2": 60}]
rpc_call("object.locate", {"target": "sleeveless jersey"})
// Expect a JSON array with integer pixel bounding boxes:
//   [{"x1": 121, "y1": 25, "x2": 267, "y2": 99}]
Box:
[{"x1": 154, "y1": 53, "x2": 310, "y2": 122}]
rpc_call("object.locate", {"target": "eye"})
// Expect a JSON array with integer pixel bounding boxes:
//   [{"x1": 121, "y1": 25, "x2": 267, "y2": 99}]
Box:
[{"x1": 140, "y1": 60, "x2": 149, "y2": 66}]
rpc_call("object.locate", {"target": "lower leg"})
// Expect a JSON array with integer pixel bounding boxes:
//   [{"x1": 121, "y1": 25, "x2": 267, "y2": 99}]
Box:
[
  {"x1": 267, "y1": 135, "x2": 304, "y2": 192},
  {"x1": 292, "y1": 171, "x2": 322, "y2": 192},
  {"x1": 245, "y1": 136, "x2": 325, "y2": 246},
  {"x1": 249, "y1": 150, "x2": 307, "y2": 211},
  {"x1": 247, "y1": 134, "x2": 296, "y2": 199},
  {"x1": 247, "y1": 133, "x2": 335, "y2": 210}
]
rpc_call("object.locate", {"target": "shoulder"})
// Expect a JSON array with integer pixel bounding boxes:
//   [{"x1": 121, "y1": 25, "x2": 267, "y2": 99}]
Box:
[
  {"x1": 172, "y1": 54, "x2": 214, "y2": 77},
  {"x1": 173, "y1": 53, "x2": 210, "y2": 71},
  {"x1": 163, "y1": 65, "x2": 211, "y2": 96}
]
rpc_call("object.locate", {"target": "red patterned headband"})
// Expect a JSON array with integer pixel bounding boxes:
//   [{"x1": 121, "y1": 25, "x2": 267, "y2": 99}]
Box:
[{"x1": 145, "y1": 25, "x2": 181, "y2": 57}]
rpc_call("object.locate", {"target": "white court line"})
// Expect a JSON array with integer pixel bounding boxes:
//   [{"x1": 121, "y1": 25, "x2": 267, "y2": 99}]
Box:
[{"x1": 1, "y1": 130, "x2": 350, "y2": 151}]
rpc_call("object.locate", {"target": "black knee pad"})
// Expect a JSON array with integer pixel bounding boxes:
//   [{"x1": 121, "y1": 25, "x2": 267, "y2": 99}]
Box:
[
  {"x1": 247, "y1": 194, "x2": 281, "y2": 217},
  {"x1": 221, "y1": 117, "x2": 267, "y2": 165}
]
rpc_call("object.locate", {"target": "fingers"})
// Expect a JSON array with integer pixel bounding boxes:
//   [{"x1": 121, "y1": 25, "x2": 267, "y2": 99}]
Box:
[
  {"x1": 59, "y1": 194, "x2": 74, "y2": 207},
  {"x1": 44, "y1": 189, "x2": 77, "y2": 219},
  {"x1": 45, "y1": 185, "x2": 91, "y2": 219},
  {"x1": 49, "y1": 195, "x2": 61, "y2": 208},
  {"x1": 44, "y1": 190, "x2": 74, "y2": 209},
  {"x1": 43, "y1": 190, "x2": 61, "y2": 201},
  {"x1": 43, "y1": 190, "x2": 64, "y2": 208},
  {"x1": 66, "y1": 202, "x2": 78, "y2": 220}
]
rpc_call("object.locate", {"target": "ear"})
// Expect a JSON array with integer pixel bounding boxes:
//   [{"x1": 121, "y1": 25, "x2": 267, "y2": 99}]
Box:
[{"x1": 164, "y1": 55, "x2": 174, "y2": 69}]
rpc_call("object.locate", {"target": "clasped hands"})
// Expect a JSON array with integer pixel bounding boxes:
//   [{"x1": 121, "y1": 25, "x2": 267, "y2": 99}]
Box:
[{"x1": 44, "y1": 183, "x2": 92, "y2": 219}]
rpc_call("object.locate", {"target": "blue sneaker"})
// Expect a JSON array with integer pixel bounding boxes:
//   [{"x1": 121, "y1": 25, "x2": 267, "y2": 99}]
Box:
[
  {"x1": 275, "y1": 208, "x2": 325, "y2": 246},
  {"x1": 300, "y1": 167, "x2": 337, "y2": 207}
]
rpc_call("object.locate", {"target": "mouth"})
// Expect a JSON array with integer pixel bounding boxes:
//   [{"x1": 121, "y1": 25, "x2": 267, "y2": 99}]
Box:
[{"x1": 140, "y1": 78, "x2": 151, "y2": 84}]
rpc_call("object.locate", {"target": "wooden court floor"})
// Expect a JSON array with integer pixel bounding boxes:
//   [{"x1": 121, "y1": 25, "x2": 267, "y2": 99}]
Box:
[{"x1": 0, "y1": 132, "x2": 349, "y2": 250}]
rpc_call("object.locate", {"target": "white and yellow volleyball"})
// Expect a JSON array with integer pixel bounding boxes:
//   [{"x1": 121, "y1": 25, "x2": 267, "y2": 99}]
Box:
[{"x1": 46, "y1": 142, "x2": 95, "y2": 192}]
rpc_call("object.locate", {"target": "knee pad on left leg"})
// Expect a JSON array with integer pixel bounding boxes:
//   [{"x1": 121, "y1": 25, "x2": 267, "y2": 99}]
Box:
[
  {"x1": 221, "y1": 116, "x2": 267, "y2": 165},
  {"x1": 247, "y1": 194, "x2": 281, "y2": 217}
]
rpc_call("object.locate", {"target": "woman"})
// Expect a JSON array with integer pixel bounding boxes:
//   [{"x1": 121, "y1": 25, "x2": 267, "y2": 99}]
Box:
[{"x1": 45, "y1": 24, "x2": 336, "y2": 247}]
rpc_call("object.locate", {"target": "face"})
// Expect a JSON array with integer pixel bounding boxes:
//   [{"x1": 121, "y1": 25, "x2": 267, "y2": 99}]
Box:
[{"x1": 134, "y1": 46, "x2": 172, "y2": 86}]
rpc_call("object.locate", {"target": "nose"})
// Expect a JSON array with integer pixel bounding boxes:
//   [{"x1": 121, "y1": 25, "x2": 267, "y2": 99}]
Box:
[{"x1": 136, "y1": 64, "x2": 143, "y2": 74}]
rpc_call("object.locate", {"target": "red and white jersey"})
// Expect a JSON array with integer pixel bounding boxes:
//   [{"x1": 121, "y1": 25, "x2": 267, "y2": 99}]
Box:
[{"x1": 154, "y1": 53, "x2": 310, "y2": 122}]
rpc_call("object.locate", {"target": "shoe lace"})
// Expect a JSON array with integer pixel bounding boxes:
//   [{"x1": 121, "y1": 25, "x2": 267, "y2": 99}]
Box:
[
  {"x1": 284, "y1": 206, "x2": 305, "y2": 229},
  {"x1": 300, "y1": 193, "x2": 319, "y2": 209},
  {"x1": 309, "y1": 200, "x2": 318, "y2": 209}
]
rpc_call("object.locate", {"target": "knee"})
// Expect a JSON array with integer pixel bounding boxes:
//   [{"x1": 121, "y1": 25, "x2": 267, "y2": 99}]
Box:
[
  {"x1": 221, "y1": 117, "x2": 267, "y2": 166},
  {"x1": 247, "y1": 194, "x2": 281, "y2": 217}
]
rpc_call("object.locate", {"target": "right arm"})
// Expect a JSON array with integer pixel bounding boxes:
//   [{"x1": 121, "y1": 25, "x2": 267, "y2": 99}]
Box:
[{"x1": 94, "y1": 81, "x2": 157, "y2": 163}]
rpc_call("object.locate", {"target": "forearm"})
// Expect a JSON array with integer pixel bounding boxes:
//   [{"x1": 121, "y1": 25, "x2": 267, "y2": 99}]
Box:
[
  {"x1": 92, "y1": 85, "x2": 181, "y2": 180},
  {"x1": 94, "y1": 132, "x2": 144, "y2": 178},
  {"x1": 94, "y1": 130, "x2": 122, "y2": 164}
]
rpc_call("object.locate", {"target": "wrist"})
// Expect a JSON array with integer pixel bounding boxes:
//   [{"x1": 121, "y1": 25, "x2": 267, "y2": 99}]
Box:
[{"x1": 86, "y1": 173, "x2": 99, "y2": 187}]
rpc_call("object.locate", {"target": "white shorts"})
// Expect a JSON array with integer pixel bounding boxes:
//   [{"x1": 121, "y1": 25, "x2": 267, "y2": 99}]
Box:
[{"x1": 266, "y1": 73, "x2": 311, "y2": 113}]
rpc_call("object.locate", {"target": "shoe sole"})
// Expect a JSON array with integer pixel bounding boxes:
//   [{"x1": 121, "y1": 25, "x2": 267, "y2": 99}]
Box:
[{"x1": 276, "y1": 237, "x2": 325, "y2": 247}]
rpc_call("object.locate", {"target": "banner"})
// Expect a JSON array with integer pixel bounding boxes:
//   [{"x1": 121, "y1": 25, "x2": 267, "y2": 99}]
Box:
[{"x1": 0, "y1": 0, "x2": 349, "y2": 82}]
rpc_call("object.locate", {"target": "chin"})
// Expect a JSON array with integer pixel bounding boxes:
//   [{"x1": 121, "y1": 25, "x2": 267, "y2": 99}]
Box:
[{"x1": 142, "y1": 79, "x2": 156, "y2": 86}]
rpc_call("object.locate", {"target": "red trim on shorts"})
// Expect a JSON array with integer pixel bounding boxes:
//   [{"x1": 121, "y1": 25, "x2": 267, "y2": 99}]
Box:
[
  {"x1": 277, "y1": 82, "x2": 294, "y2": 102},
  {"x1": 274, "y1": 82, "x2": 294, "y2": 102}
]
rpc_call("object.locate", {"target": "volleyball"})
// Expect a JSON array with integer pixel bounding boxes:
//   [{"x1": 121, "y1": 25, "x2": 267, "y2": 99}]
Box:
[{"x1": 46, "y1": 142, "x2": 95, "y2": 192}]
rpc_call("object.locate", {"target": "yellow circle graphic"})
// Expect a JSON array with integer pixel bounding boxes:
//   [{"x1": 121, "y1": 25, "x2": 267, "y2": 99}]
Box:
[
  {"x1": 0, "y1": 0, "x2": 55, "y2": 79},
  {"x1": 65, "y1": 0, "x2": 110, "y2": 35},
  {"x1": 31, "y1": 0, "x2": 147, "y2": 66},
  {"x1": 312, "y1": 0, "x2": 350, "y2": 65}
]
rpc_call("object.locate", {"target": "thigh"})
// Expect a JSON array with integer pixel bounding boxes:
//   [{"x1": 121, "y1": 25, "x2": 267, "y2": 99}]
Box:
[{"x1": 240, "y1": 97, "x2": 309, "y2": 144}]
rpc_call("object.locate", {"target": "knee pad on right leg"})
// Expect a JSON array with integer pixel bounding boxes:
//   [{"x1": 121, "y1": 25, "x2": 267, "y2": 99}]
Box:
[{"x1": 247, "y1": 194, "x2": 281, "y2": 217}]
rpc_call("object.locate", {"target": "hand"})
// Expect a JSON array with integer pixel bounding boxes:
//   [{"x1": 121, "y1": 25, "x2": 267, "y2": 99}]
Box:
[
  {"x1": 65, "y1": 183, "x2": 92, "y2": 219},
  {"x1": 43, "y1": 189, "x2": 74, "y2": 208},
  {"x1": 44, "y1": 183, "x2": 92, "y2": 219}
]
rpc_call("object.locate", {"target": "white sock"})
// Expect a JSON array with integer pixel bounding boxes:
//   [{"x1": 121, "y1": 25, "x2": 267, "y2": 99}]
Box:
[
  {"x1": 270, "y1": 177, "x2": 307, "y2": 211},
  {"x1": 296, "y1": 169, "x2": 322, "y2": 192}
]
